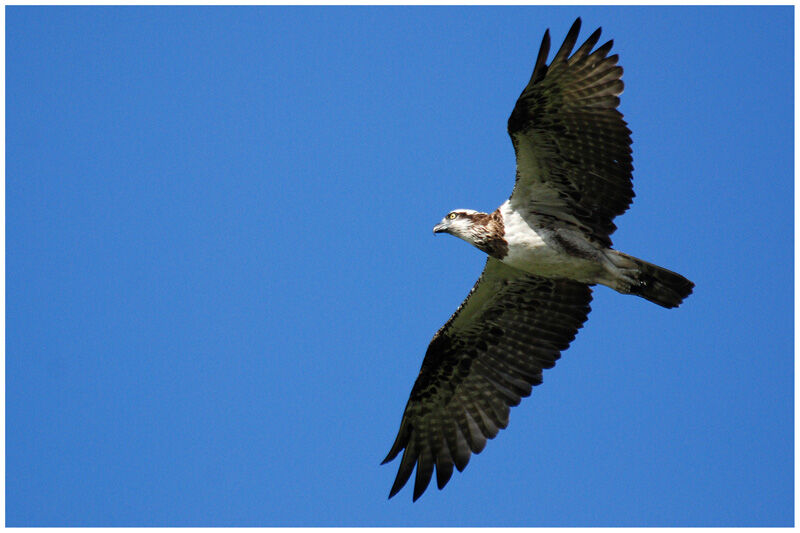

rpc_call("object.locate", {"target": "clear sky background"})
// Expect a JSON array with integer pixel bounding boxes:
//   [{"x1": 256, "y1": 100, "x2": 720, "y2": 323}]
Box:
[{"x1": 6, "y1": 5, "x2": 793, "y2": 527}]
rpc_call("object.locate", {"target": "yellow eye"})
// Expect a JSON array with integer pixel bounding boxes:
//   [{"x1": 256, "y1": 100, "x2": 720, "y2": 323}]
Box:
[{"x1": 447, "y1": 213, "x2": 457, "y2": 220}]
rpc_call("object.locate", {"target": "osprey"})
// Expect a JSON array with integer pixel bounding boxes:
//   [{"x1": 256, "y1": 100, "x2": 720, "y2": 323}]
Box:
[{"x1": 382, "y1": 18, "x2": 694, "y2": 501}]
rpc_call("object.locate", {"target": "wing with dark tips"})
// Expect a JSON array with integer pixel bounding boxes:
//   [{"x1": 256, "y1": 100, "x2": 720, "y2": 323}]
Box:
[
  {"x1": 507, "y1": 17, "x2": 634, "y2": 246},
  {"x1": 382, "y1": 258, "x2": 593, "y2": 501}
]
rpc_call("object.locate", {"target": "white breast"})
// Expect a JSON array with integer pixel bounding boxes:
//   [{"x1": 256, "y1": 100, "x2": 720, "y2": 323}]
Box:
[{"x1": 498, "y1": 200, "x2": 598, "y2": 280}]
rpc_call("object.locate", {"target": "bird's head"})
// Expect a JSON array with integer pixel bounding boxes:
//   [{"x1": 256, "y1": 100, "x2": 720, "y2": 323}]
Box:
[{"x1": 433, "y1": 209, "x2": 484, "y2": 244}]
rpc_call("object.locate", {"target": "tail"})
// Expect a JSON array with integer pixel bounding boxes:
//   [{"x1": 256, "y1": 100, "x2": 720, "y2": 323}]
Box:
[{"x1": 609, "y1": 251, "x2": 694, "y2": 309}]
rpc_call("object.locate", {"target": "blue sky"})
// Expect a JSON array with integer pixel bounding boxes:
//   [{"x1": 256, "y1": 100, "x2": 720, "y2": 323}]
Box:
[{"x1": 6, "y1": 5, "x2": 793, "y2": 527}]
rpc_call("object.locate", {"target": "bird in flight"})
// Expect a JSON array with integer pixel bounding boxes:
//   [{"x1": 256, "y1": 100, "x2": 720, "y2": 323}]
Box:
[{"x1": 382, "y1": 18, "x2": 694, "y2": 501}]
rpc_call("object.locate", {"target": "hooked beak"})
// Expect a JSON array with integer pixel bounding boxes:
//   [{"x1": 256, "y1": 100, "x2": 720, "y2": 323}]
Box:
[{"x1": 433, "y1": 222, "x2": 448, "y2": 234}]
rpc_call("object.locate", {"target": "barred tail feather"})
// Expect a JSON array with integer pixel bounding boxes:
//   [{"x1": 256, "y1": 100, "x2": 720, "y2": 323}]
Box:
[{"x1": 612, "y1": 251, "x2": 694, "y2": 309}]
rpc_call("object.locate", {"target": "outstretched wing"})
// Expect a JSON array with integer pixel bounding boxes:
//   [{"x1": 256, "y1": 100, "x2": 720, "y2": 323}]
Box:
[
  {"x1": 507, "y1": 18, "x2": 634, "y2": 246},
  {"x1": 382, "y1": 258, "x2": 592, "y2": 501}
]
